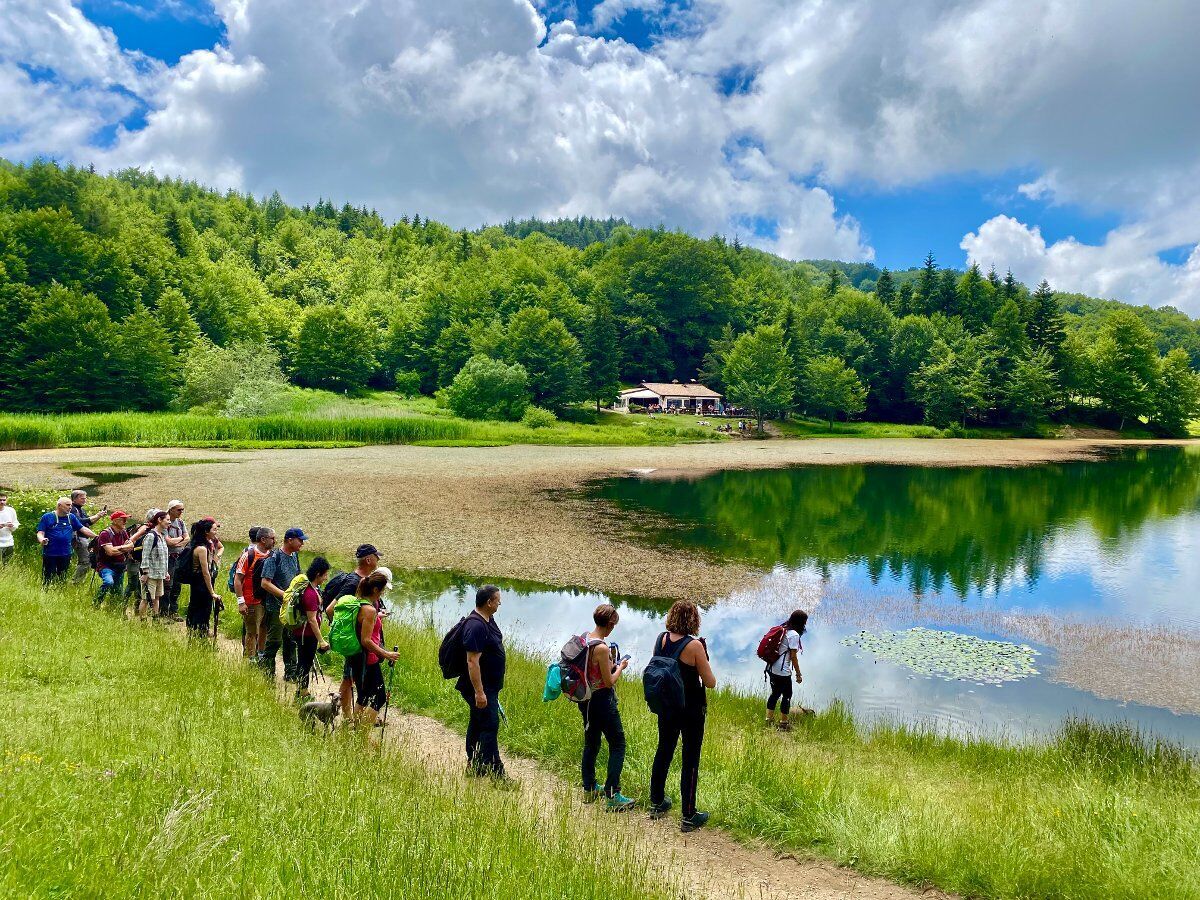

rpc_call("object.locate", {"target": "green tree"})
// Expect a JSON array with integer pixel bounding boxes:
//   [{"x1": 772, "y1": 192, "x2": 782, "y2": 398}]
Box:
[
  {"x1": 803, "y1": 354, "x2": 867, "y2": 430},
  {"x1": 292, "y1": 305, "x2": 378, "y2": 390},
  {"x1": 1087, "y1": 309, "x2": 1159, "y2": 430},
  {"x1": 1005, "y1": 348, "x2": 1062, "y2": 428},
  {"x1": 1149, "y1": 348, "x2": 1200, "y2": 436},
  {"x1": 504, "y1": 307, "x2": 584, "y2": 409},
  {"x1": 824, "y1": 267, "x2": 842, "y2": 299},
  {"x1": 154, "y1": 287, "x2": 201, "y2": 356},
  {"x1": 911, "y1": 341, "x2": 988, "y2": 428},
  {"x1": 723, "y1": 324, "x2": 795, "y2": 432},
  {"x1": 957, "y1": 262, "x2": 995, "y2": 331},
  {"x1": 582, "y1": 295, "x2": 621, "y2": 410},
  {"x1": 914, "y1": 252, "x2": 938, "y2": 316},
  {"x1": 874, "y1": 269, "x2": 896, "y2": 311},
  {"x1": 1026, "y1": 279, "x2": 1065, "y2": 360},
  {"x1": 113, "y1": 307, "x2": 177, "y2": 410},
  {"x1": 444, "y1": 355, "x2": 530, "y2": 421},
  {"x1": 177, "y1": 340, "x2": 286, "y2": 411},
  {"x1": 699, "y1": 323, "x2": 738, "y2": 392}
]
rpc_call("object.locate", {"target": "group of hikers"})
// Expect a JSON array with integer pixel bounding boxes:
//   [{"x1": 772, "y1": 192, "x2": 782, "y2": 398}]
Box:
[{"x1": 22, "y1": 490, "x2": 811, "y2": 834}]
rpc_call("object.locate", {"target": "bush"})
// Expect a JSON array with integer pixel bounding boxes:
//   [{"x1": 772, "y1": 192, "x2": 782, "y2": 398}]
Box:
[
  {"x1": 942, "y1": 422, "x2": 968, "y2": 438},
  {"x1": 223, "y1": 381, "x2": 289, "y2": 418},
  {"x1": 394, "y1": 370, "x2": 422, "y2": 398},
  {"x1": 443, "y1": 355, "x2": 530, "y2": 421},
  {"x1": 521, "y1": 406, "x2": 557, "y2": 429},
  {"x1": 177, "y1": 340, "x2": 286, "y2": 410}
]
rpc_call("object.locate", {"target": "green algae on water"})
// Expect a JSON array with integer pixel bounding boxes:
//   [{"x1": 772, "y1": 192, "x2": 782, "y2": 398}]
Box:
[{"x1": 842, "y1": 626, "x2": 1040, "y2": 685}]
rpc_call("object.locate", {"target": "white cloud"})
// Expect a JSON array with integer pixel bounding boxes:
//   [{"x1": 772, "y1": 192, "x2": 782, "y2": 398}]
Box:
[{"x1": 589, "y1": 0, "x2": 664, "y2": 31}]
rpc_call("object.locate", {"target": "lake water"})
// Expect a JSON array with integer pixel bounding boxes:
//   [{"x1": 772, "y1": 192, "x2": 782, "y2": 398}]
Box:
[{"x1": 396, "y1": 446, "x2": 1200, "y2": 747}]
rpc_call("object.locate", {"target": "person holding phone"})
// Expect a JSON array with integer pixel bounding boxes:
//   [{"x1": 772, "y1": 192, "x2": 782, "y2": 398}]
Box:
[{"x1": 579, "y1": 603, "x2": 634, "y2": 811}]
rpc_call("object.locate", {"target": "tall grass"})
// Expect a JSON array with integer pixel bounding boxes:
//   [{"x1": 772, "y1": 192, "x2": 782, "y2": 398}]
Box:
[
  {"x1": 373, "y1": 618, "x2": 1200, "y2": 900},
  {"x1": 0, "y1": 411, "x2": 717, "y2": 450},
  {"x1": 0, "y1": 564, "x2": 677, "y2": 899}
]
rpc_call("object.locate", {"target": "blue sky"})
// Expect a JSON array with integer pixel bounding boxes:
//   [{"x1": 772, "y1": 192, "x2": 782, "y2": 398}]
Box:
[{"x1": 3, "y1": 0, "x2": 1198, "y2": 309}]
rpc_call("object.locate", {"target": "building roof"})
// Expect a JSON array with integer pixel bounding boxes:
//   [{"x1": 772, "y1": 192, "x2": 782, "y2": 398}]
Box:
[{"x1": 633, "y1": 382, "x2": 722, "y2": 399}]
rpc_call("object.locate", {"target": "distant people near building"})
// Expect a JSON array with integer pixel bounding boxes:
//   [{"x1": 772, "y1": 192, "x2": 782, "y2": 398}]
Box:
[
  {"x1": 0, "y1": 493, "x2": 18, "y2": 565},
  {"x1": 183, "y1": 518, "x2": 221, "y2": 635},
  {"x1": 325, "y1": 544, "x2": 382, "y2": 719},
  {"x1": 70, "y1": 489, "x2": 108, "y2": 583},
  {"x1": 94, "y1": 510, "x2": 137, "y2": 606},
  {"x1": 161, "y1": 500, "x2": 188, "y2": 620},
  {"x1": 137, "y1": 510, "x2": 171, "y2": 618},
  {"x1": 260, "y1": 527, "x2": 307, "y2": 680},
  {"x1": 38, "y1": 497, "x2": 98, "y2": 584},
  {"x1": 235, "y1": 526, "x2": 276, "y2": 658},
  {"x1": 457, "y1": 585, "x2": 509, "y2": 780}
]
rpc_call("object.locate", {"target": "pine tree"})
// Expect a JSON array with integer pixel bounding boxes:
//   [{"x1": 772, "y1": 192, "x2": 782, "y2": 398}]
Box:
[
  {"x1": 936, "y1": 268, "x2": 959, "y2": 317},
  {"x1": 875, "y1": 269, "x2": 896, "y2": 311},
  {"x1": 1026, "y1": 280, "x2": 1065, "y2": 360},
  {"x1": 825, "y1": 267, "x2": 842, "y2": 299},
  {"x1": 458, "y1": 230, "x2": 472, "y2": 261},
  {"x1": 896, "y1": 281, "x2": 915, "y2": 317},
  {"x1": 915, "y1": 252, "x2": 938, "y2": 315}
]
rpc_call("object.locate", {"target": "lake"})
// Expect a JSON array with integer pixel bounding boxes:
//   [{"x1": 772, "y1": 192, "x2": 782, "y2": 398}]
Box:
[{"x1": 394, "y1": 445, "x2": 1200, "y2": 747}]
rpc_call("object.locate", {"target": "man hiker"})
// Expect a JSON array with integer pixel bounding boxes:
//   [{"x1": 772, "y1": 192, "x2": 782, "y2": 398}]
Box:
[
  {"x1": 69, "y1": 489, "x2": 108, "y2": 583},
  {"x1": 234, "y1": 526, "x2": 276, "y2": 659},
  {"x1": 259, "y1": 527, "x2": 306, "y2": 680},
  {"x1": 324, "y1": 544, "x2": 382, "y2": 719},
  {"x1": 38, "y1": 497, "x2": 98, "y2": 584},
  {"x1": 94, "y1": 510, "x2": 137, "y2": 606},
  {"x1": 457, "y1": 585, "x2": 510, "y2": 781},
  {"x1": 161, "y1": 500, "x2": 188, "y2": 620}
]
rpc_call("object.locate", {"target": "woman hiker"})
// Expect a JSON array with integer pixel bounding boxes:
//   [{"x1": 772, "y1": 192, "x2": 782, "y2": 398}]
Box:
[
  {"x1": 765, "y1": 609, "x2": 808, "y2": 730},
  {"x1": 183, "y1": 519, "x2": 221, "y2": 636},
  {"x1": 648, "y1": 600, "x2": 717, "y2": 833},
  {"x1": 294, "y1": 556, "x2": 332, "y2": 701},
  {"x1": 344, "y1": 572, "x2": 399, "y2": 729},
  {"x1": 579, "y1": 603, "x2": 635, "y2": 812}
]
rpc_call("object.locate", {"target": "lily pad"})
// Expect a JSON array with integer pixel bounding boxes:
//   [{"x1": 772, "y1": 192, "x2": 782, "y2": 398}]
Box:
[{"x1": 841, "y1": 627, "x2": 1039, "y2": 686}]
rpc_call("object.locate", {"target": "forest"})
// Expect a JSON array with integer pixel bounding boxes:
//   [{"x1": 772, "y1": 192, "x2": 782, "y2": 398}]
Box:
[{"x1": 1, "y1": 159, "x2": 1198, "y2": 435}]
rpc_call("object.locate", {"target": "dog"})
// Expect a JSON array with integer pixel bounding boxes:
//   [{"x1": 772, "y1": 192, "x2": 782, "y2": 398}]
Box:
[{"x1": 299, "y1": 693, "x2": 341, "y2": 734}]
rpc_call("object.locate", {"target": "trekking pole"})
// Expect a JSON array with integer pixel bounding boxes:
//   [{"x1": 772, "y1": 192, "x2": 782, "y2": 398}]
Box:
[
  {"x1": 380, "y1": 646, "x2": 398, "y2": 730},
  {"x1": 212, "y1": 595, "x2": 223, "y2": 648}
]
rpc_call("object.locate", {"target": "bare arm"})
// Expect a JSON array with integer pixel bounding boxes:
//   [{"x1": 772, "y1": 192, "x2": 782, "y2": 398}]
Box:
[
  {"x1": 306, "y1": 610, "x2": 328, "y2": 649},
  {"x1": 357, "y1": 606, "x2": 397, "y2": 662},
  {"x1": 467, "y1": 651, "x2": 486, "y2": 707},
  {"x1": 790, "y1": 648, "x2": 802, "y2": 683},
  {"x1": 595, "y1": 643, "x2": 627, "y2": 689},
  {"x1": 195, "y1": 546, "x2": 216, "y2": 596},
  {"x1": 684, "y1": 639, "x2": 717, "y2": 689}
]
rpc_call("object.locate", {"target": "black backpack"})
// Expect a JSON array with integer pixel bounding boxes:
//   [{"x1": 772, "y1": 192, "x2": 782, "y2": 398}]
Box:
[
  {"x1": 438, "y1": 616, "x2": 470, "y2": 680},
  {"x1": 642, "y1": 632, "x2": 693, "y2": 716},
  {"x1": 251, "y1": 552, "x2": 272, "y2": 602},
  {"x1": 173, "y1": 545, "x2": 195, "y2": 580}
]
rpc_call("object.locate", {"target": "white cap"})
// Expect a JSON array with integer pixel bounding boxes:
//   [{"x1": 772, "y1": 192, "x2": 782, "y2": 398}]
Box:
[
  {"x1": 146, "y1": 508, "x2": 162, "y2": 521},
  {"x1": 167, "y1": 499, "x2": 184, "y2": 511},
  {"x1": 375, "y1": 566, "x2": 394, "y2": 592}
]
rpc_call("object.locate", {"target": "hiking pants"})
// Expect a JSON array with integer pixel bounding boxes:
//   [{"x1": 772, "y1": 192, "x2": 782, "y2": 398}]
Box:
[
  {"x1": 72, "y1": 538, "x2": 91, "y2": 584},
  {"x1": 162, "y1": 558, "x2": 182, "y2": 616},
  {"x1": 650, "y1": 710, "x2": 706, "y2": 818},
  {"x1": 297, "y1": 632, "x2": 319, "y2": 692},
  {"x1": 766, "y1": 673, "x2": 793, "y2": 715},
  {"x1": 42, "y1": 555, "x2": 71, "y2": 584},
  {"x1": 261, "y1": 604, "x2": 300, "y2": 680},
  {"x1": 579, "y1": 688, "x2": 626, "y2": 795},
  {"x1": 95, "y1": 566, "x2": 126, "y2": 605},
  {"x1": 461, "y1": 689, "x2": 504, "y2": 776}
]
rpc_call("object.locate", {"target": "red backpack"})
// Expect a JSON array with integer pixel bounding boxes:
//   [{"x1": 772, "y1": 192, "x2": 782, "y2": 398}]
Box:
[{"x1": 756, "y1": 623, "x2": 788, "y2": 665}]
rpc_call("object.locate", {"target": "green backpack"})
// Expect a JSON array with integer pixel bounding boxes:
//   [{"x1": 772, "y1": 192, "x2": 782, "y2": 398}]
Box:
[
  {"x1": 329, "y1": 596, "x2": 369, "y2": 657},
  {"x1": 279, "y1": 574, "x2": 311, "y2": 629}
]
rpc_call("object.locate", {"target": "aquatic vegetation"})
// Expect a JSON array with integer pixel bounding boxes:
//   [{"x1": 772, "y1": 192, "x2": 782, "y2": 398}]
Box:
[{"x1": 841, "y1": 626, "x2": 1040, "y2": 685}]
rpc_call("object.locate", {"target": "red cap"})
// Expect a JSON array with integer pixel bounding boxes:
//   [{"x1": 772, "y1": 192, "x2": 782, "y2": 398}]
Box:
[
  {"x1": 199, "y1": 516, "x2": 218, "y2": 525},
  {"x1": 110, "y1": 510, "x2": 129, "y2": 520}
]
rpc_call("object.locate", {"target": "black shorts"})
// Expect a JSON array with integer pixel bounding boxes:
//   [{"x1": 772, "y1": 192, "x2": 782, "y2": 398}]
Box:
[{"x1": 346, "y1": 653, "x2": 387, "y2": 710}]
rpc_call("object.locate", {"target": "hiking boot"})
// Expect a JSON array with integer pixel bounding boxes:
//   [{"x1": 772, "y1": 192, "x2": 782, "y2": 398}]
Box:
[
  {"x1": 605, "y1": 792, "x2": 636, "y2": 813},
  {"x1": 681, "y1": 811, "x2": 710, "y2": 833},
  {"x1": 583, "y1": 788, "x2": 601, "y2": 804},
  {"x1": 648, "y1": 798, "x2": 673, "y2": 820}
]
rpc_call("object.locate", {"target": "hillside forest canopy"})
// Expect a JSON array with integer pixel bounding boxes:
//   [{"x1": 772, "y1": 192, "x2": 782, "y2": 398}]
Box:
[{"x1": 1, "y1": 160, "x2": 1198, "y2": 434}]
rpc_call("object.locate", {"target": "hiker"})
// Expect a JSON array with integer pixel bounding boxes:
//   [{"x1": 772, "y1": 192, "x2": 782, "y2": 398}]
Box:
[
  {"x1": 122, "y1": 510, "x2": 154, "y2": 606},
  {"x1": 137, "y1": 510, "x2": 171, "y2": 618},
  {"x1": 647, "y1": 600, "x2": 716, "y2": 832},
  {"x1": 70, "y1": 489, "x2": 108, "y2": 583},
  {"x1": 0, "y1": 493, "x2": 18, "y2": 565},
  {"x1": 324, "y1": 544, "x2": 382, "y2": 719},
  {"x1": 234, "y1": 526, "x2": 276, "y2": 658},
  {"x1": 94, "y1": 510, "x2": 137, "y2": 606},
  {"x1": 37, "y1": 497, "x2": 98, "y2": 584},
  {"x1": 457, "y1": 585, "x2": 508, "y2": 779},
  {"x1": 764, "y1": 610, "x2": 808, "y2": 730},
  {"x1": 294, "y1": 556, "x2": 332, "y2": 700},
  {"x1": 161, "y1": 500, "x2": 188, "y2": 620},
  {"x1": 182, "y1": 518, "x2": 221, "y2": 635},
  {"x1": 579, "y1": 603, "x2": 634, "y2": 811},
  {"x1": 259, "y1": 527, "x2": 306, "y2": 680},
  {"x1": 337, "y1": 571, "x2": 398, "y2": 729}
]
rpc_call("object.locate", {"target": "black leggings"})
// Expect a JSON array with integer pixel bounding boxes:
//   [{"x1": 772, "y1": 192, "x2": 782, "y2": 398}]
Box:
[
  {"x1": 579, "y1": 688, "x2": 626, "y2": 795},
  {"x1": 766, "y1": 672, "x2": 793, "y2": 714},
  {"x1": 649, "y1": 711, "x2": 706, "y2": 818},
  {"x1": 296, "y1": 632, "x2": 319, "y2": 691},
  {"x1": 347, "y1": 653, "x2": 387, "y2": 710}
]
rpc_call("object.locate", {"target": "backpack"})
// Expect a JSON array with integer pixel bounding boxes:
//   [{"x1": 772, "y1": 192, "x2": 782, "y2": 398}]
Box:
[
  {"x1": 328, "y1": 596, "x2": 369, "y2": 657},
  {"x1": 756, "y1": 623, "x2": 788, "y2": 665},
  {"x1": 172, "y1": 545, "x2": 195, "y2": 581},
  {"x1": 250, "y1": 552, "x2": 271, "y2": 602},
  {"x1": 279, "y1": 574, "x2": 311, "y2": 629},
  {"x1": 556, "y1": 634, "x2": 602, "y2": 703},
  {"x1": 324, "y1": 571, "x2": 361, "y2": 603},
  {"x1": 87, "y1": 535, "x2": 101, "y2": 570},
  {"x1": 642, "y1": 632, "x2": 693, "y2": 717},
  {"x1": 227, "y1": 546, "x2": 251, "y2": 593},
  {"x1": 438, "y1": 616, "x2": 470, "y2": 680}
]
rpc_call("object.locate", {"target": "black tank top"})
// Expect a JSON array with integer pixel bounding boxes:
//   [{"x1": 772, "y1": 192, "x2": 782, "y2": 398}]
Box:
[{"x1": 655, "y1": 633, "x2": 707, "y2": 711}]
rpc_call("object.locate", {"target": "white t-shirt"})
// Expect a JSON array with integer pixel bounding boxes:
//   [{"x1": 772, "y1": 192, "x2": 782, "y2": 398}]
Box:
[
  {"x1": 0, "y1": 507, "x2": 18, "y2": 548},
  {"x1": 768, "y1": 629, "x2": 802, "y2": 676}
]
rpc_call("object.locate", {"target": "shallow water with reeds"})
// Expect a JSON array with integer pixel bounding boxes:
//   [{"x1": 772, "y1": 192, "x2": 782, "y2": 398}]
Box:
[{"x1": 398, "y1": 445, "x2": 1200, "y2": 747}]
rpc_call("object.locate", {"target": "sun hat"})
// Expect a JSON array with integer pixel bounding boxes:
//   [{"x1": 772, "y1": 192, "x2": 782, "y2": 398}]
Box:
[{"x1": 167, "y1": 499, "x2": 184, "y2": 511}]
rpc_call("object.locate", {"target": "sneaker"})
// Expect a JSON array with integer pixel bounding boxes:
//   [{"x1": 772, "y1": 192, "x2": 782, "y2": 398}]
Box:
[
  {"x1": 583, "y1": 788, "x2": 601, "y2": 804},
  {"x1": 605, "y1": 792, "x2": 636, "y2": 813},
  {"x1": 681, "y1": 811, "x2": 710, "y2": 833},
  {"x1": 648, "y1": 798, "x2": 673, "y2": 820}
]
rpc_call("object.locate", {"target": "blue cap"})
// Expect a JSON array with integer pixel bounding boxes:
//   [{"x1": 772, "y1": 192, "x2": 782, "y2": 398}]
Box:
[{"x1": 285, "y1": 527, "x2": 309, "y2": 542}]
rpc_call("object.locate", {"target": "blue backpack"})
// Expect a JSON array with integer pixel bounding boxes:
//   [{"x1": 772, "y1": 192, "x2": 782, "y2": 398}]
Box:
[{"x1": 642, "y1": 632, "x2": 693, "y2": 716}]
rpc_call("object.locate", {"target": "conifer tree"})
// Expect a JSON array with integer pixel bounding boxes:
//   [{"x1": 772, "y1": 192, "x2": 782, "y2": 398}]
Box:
[
  {"x1": 914, "y1": 252, "x2": 938, "y2": 315},
  {"x1": 1026, "y1": 280, "x2": 1065, "y2": 360},
  {"x1": 875, "y1": 268, "x2": 896, "y2": 310}
]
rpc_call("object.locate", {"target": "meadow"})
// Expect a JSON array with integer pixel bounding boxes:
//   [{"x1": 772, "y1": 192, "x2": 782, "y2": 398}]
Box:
[{"x1": 0, "y1": 561, "x2": 676, "y2": 899}]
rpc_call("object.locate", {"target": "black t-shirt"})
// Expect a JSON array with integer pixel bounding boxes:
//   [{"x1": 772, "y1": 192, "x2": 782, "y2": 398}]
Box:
[
  {"x1": 457, "y1": 610, "x2": 505, "y2": 694},
  {"x1": 325, "y1": 571, "x2": 361, "y2": 602}
]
